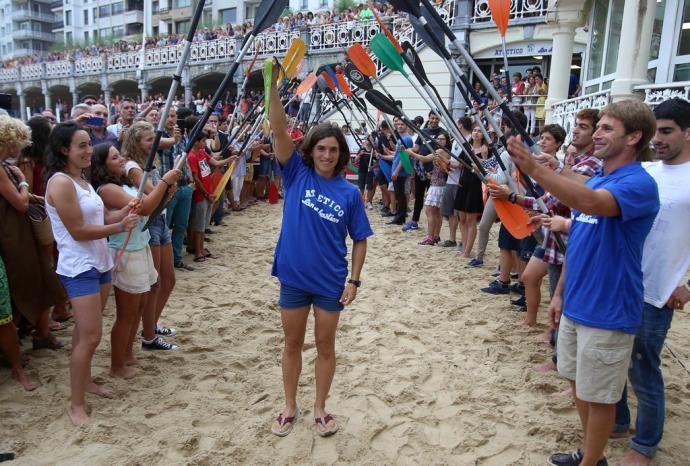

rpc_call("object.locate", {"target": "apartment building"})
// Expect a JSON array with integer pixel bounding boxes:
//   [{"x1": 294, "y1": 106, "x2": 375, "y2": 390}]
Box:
[{"x1": 0, "y1": 0, "x2": 57, "y2": 59}]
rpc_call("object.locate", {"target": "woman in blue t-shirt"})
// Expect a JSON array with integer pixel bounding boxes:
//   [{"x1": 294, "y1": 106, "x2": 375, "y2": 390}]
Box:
[{"x1": 267, "y1": 65, "x2": 373, "y2": 438}]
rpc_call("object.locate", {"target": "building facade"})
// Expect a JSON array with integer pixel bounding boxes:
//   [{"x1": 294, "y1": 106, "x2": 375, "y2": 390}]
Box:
[{"x1": 0, "y1": 0, "x2": 58, "y2": 59}]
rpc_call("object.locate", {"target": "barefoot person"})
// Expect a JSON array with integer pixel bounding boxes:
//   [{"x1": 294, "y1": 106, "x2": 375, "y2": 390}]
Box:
[
  {"x1": 509, "y1": 100, "x2": 659, "y2": 466},
  {"x1": 44, "y1": 122, "x2": 139, "y2": 425},
  {"x1": 266, "y1": 63, "x2": 372, "y2": 437}
]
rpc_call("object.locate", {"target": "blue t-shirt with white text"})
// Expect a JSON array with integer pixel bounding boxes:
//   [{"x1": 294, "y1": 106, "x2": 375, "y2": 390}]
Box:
[
  {"x1": 563, "y1": 162, "x2": 659, "y2": 334},
  {"x1": 272, "y1": 151, "x2": 374, "y2": 298}
]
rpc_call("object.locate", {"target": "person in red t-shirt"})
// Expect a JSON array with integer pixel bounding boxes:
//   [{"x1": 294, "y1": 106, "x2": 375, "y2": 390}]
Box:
[{"x1": 187, "y1": 131, "x2": 236, "y2": 262}]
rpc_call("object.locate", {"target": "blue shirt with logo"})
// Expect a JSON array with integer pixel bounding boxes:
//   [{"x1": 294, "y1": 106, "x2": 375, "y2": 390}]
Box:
[
  {"x1": 563, "y1": 162, "x2": 659, "y2": 334},
  {"x1": 272, "y1": 151, "x2": 374, "y2": 298}
]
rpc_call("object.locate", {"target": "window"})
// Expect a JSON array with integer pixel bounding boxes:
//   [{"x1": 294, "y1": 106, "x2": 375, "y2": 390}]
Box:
[
  {"x1": 112, "y1": 25, "x2": 124, "y2": 37},
  {"x1": 66, "y1": 31, "x2": 72, "y2": 43},
  {"x1": 175, "y1": 20, "x2": 190, "y2": 33},
  {"x1": 65, "y1": 10, "x2": 72, "y2": 26},
  {"x1": 112, "y1": 2, "x2": 124, "y2": 14},
  {"x1": 586, "y1": 0, "x2": 608, "y2": 81},
  {"x1": 99, "y1": 5, "x2": 110, "y2": 17},
  {"x1": 83, "y1": 9, "x2": 88, "y2": 25},
  {"x1": 175, "y1": 0, "x2": 191, "y2": 8},
  {"x1": 301, "y1": 0, "x2": 308, "y2": 9},
  {"x1": 678, "y1": 0, "x2": 690, "y2": 56},
  {"x1": 93, "y1": 7, "x2": 97, "y2": 20},
  {"x1": 220, "y1": 7, "x2": 236, "y2": 24},
  {"x1": 152, "y1": 1, "x2": 159, "y2": 14},
  {"x1": 84, "y1": 30, "x2": 89, "y2": 42},
  {"x1": 649, "y1": 0, "x2": 666, "y2": 61},
  {"x1": 603, "y1": 0, "x2": 624, "y2": 76},
  {"x1": 100, "y1": 27, "x2": 110, "y2": 37}
]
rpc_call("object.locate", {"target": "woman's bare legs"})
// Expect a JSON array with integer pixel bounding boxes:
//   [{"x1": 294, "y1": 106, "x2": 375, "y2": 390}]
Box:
[
  {"x1": 0, "y1": 322, "x2": 37, "y2": 391},
  {"x1": 522, "y1": 256, "x2": 548, "y2": 326},
  {"x1": 461, "y1": 213, "x2": 479, "y2": 258},
  {"x1": 110, "y1": 288, "x2": 144, "y2": 378},
  {"x1": 313, "y1": 307, "x2": 340, "y2": 433}
]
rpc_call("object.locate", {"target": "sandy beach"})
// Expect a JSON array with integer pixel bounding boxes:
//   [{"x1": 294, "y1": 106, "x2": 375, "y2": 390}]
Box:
[{"x1": 1, "y1": 200, "x2": 690, "y2": 465}]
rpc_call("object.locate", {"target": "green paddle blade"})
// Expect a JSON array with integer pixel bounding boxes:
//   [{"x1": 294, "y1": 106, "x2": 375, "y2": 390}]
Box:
[
  {"x1": 370, "y1": 33, "x2": 408, "y2": 78},
  {"x1": 347, "y1": 163, "x2": 360, "y2": 174},
  {"x1": 399, "y1": 149, "x2": 414, "y2": 174},
  {"x1": 263, "y1": 58, "x2": 273, "y2": 121}
]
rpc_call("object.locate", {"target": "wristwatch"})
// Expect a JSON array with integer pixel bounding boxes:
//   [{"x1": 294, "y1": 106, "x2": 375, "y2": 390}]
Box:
[{"x1": 348, "y1": 279, "x2": 361, "y2": 288}]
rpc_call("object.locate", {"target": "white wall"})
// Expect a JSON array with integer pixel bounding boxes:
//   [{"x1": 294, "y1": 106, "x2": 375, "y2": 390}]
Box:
[{"x1": 288, "y1": 0, "x2": 335, "y2": 13}]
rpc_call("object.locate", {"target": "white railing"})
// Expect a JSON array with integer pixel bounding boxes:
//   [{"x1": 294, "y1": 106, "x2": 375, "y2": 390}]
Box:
[
  {"x1": 106, "y1": 51, "x2": 141, "y2": 72},
  {"x1": 551, "y1": 90, "x2": 611, "y2": 146},
  {"x1": 11, "y1": 9, "x2": 56, "y2": 22},
  {"x1": 21, "y1": 63, "x2": 44, "y2": 80},
  {"x1": 318, "y1": 5, "x2": 454, "y2": 118},
  {"x1": 309, "y1": 20, "x2": 381, "y2": 50},
  {"x1": 74, "y1": 55, "x2": 105, "y2": 75},
  {"x1": 45, "y1": 60, "x2": 71, "y2": 77},
  {"x1": 472, "y1": 0, "x2": 547, "y2": 24},
  {"x1": 636, "y1": 81, "x2": 690, "y2": 107},
  {"x1": 0, "y1": 68, "x2": 19, "y2": 81}
]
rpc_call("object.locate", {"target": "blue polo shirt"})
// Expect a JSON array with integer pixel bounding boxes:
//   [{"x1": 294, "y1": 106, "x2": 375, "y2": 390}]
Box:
[
  {"x1": 563, "y1": 162, "x2": 659, "y2": 334},
  {"x1": 272, "y1": 151, "x2": 373, "y2": 298}
]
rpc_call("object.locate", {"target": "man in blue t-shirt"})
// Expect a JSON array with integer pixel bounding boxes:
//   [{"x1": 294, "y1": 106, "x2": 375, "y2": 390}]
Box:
[
  {"x1": 389, "y1": 118, "x2": 414, "y2": 225},
  {"x1": 507, "y1": 100, "x2": 660, "y2": 466}
]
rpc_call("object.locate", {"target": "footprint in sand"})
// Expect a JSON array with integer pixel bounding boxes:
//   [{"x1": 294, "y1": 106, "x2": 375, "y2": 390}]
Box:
[{"x1": 394, "y1": 332, "x2": 426, "y2": 354}]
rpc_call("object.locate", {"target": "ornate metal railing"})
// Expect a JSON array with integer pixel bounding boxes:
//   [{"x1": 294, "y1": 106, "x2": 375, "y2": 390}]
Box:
[
  {"x1": 45, "y1": 60, "x2": 72, "y2": 78},
  {"x1": 0, "y1": 2, "x2": 456, "y2": 85},
  {"x1": 317, "y1": 4, "x2": 454, "y2": 119},
  {"x1": 472, "y1": 0, "x2": 547, "y2": 24},
  {"x1": 636, "y1": 81, "x2": 690, "y2": 108},
  {"x1": 551, "y1": 90, "x2": 610, "y2": 146}
]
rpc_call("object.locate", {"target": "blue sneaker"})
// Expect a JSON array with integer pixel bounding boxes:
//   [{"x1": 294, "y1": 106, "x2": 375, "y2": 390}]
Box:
[
  {"x1": 480, "y1": 279, "x2": 510, "y2": 295},
  {"x1": 402, "y1": 221, "x2": 419, "y2": 232},
  {"x1": 465, "y1": 258, "x2": 484, "y2": 268}
]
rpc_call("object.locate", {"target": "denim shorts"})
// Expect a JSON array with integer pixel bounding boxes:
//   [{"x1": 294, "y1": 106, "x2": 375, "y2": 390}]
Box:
[
  {"x1": 279, "y1": 283, "x2": 344, "y2": 312},
  {"x1": 59, "y1": 267, "x2": 113, "y2": 299},
  {"x1": 148, "y1": 213, "x2": 172, "y2": 246}
]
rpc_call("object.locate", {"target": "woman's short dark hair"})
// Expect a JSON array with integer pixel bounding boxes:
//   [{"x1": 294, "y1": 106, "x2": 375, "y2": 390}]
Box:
[
  {"x1": 541, "y1": 124, "x2": 567, "y2": 149},
  {"x1": 21, "y1": 116, "x2": 51, "y2": 163},
  {"x1": 45, "y1": 121, "x2": 81, "y2": 181},
  {"x1": 90, "y1": 142, "x2": 131, "y2": 191},
  {"x1": 299, "y1": 123, "x2": 351, "y2": 175}
]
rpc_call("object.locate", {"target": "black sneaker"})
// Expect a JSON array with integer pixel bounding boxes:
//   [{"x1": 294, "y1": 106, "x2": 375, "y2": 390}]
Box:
[
  {"x1": 142, "y1": 336, "x2": 179, "y2": 351},
  {"x1": 510, "y1": 282, "x2": 526, "y2": 296},
  {"x1": 511, "y1": 296, "x2": 526, "y2": 307},
  {"x1": 547, "y1": 449, "x2": 608, "y2": 466},
  {"x1": 155, "y1": 325, "x2": 177, "y2": 337},
  {"x1": 480, "y1": 279, "x2": 510, "y2": 295}
]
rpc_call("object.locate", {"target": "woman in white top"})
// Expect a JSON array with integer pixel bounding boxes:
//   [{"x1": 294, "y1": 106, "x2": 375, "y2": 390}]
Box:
[{"x1": 44, "y1": 122, "x2": 139, "y2": 426}]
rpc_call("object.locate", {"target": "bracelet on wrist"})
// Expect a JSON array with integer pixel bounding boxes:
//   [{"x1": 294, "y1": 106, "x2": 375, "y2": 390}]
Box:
[
  {"x1": 509, "y1": 192, "x2": 518, "y2": 204},
  {"x1": 161, "y1": 179, "x2": 170, "y2": 188},
  {"x1": 18, "y1": 181, "x2": 29, "y2": 190}
]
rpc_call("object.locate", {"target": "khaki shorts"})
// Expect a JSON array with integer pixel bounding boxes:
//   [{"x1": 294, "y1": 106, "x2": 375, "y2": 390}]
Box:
[
  {"x1": 110, "y1": 246, "x2": 158, "y2": 294},
  {"x1": 557, "y1": 315, "x2": 634, "y2": 404}
]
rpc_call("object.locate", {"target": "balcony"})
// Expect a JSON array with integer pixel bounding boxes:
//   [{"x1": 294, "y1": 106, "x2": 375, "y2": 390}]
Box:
[
  {"x1": 11, "y1": 29, "x2": 57, "y2": 41},
  {"x1": 123, "y1": 10, "x2": 144, "y2": 24},
  {"x1": 471, "y1": 0, "x2": 547, "y2": 27},
  {"x1": 11, "y1": 9, "x2": 57, "y2": 23}
]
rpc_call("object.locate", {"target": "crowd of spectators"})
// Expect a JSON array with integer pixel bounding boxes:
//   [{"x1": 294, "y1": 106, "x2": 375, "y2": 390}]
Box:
[{"x1": 0, "y1": 1, "x2": 428, "y2": 70}]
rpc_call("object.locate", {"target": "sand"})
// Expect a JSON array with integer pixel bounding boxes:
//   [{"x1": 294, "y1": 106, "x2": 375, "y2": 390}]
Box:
[{"x1": 1, "y1": 200, "x2": 690, "y2": 465}]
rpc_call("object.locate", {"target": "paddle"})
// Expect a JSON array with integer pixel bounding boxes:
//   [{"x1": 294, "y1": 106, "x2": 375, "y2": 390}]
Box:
[
  {"x1": 345, "y1": 62, "x2": 374, "y2": 91},
  {"x1": 263, "y1": 58, "x2": 273, "y2": 135},
  {"x1": 228, "y1": 40, "x2": 262, "y2": 131},
  {"x1": 116, "y1": 0, "x2": 207, "y2": 261},
  {"x1": 278, "y1": 37, "x2": 306, "y2": 83},
  {"x1": 317, "y1": 74, "x2": 365, "y2": 148},
  {"x1": 366, "y1": 87, "x2": 533, "y2": 239},
  {"x1": 369, "y1": 0, "x2": 402, "y2": 53},
  {"x1": 489, "y1": 0, "x2": 512, "y2": 101},
  {"x1": 295, "y1": 73, "x2": 317, "y2": 96}
]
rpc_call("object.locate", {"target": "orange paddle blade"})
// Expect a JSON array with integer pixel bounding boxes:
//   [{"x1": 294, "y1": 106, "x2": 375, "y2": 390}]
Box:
[
  {"x1": 347, "y1": 43, "x2": 377, "y2": 78},
  {"x1": 488, "y1": 0, "x2": 511, "y2": 37},
  {"x1": 295, "y1": 73, "x2": 316, "y2": 95},
  {"x1": 335, "y1": 74, "x2": 353, "y2": 97},
  {"x1": 369, "y1": 0, "x2": 402, "y2": 53},
  {"x1": 487, "y1": 181, "x2": 534, "y2": 239},
  {"x1": 320, "y1": 71, "x2": 337, "y2": 91}
]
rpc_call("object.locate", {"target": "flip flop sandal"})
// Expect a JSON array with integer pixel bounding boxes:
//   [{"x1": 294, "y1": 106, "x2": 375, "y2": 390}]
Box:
[
  {"x1": 314, "y1": 414, "x2": 339, "y2": 437},
  {"x1": 193, "y1": 256, "x2": 207, "y2": 263},
  {"x1": 271, "y1": 408, "x2": 300, "y2": 437},
  {"x1": 49, "y1": 321, "x2": 66, "y2": 331}
]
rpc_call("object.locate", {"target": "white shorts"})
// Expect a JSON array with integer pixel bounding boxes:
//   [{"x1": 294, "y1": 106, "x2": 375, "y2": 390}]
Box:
[{"x1": 110, "y1": 246, "x2": 158, "y2": 294}]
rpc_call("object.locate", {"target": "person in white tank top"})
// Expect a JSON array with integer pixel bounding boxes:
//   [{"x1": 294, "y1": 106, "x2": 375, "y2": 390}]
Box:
[{"x1": 44, "y1": 122, "x2": 139, "y2": 426}]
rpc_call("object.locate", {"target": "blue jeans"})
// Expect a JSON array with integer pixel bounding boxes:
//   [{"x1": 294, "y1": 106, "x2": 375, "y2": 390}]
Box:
[
  {"x1": 614, "y1": 302, "x2": 674, "y2": 458},
  {"x1": 166, "y1": 185, "x2": 193, "y2": 264}
]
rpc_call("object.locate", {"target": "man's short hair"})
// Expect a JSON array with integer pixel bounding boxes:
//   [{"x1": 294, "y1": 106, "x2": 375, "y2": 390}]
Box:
[
  {"x1": 599, "y1": 100, "x2": 656, "y2": 160},
  {"x1": 501, "y1": 111, "x2": 527, "y2": 132},
  {"x1": 119, "y1": 98, "x2": 136, "y2": 111},
  {"x1": 575, "y1": 108, "x2": 600, "y2": 128},
  {"x1": 458, "y1": 116, "x2": 473, "y2": 132},
  {"x1": 414, "y1": 116, "x2": 424, "y2": 127},
  {"x1": 653, "y1": 98, "x2": 690, "y2": 130},
  {"x1": 70, "y1": 103, "x2": 92, "y2": 119}
]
